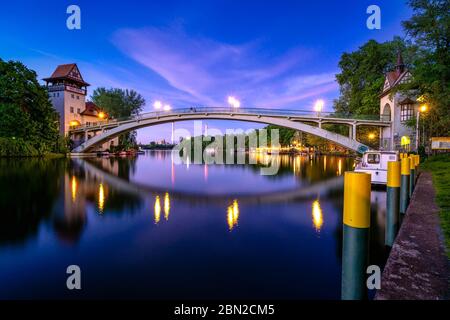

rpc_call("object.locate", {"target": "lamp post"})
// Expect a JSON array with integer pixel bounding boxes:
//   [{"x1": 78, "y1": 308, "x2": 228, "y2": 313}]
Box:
[
  {"x1": 98, "y1": 112, "x2": 106, "y2": 120},
  {"x1": 314, "y1": 99, "x2": 324, "y2": 116},
  {"x1": 162, "y1": 104, "x2": 173, "y2": 143},
  {"x1": 154, "y1": 101, "x2": 173, "y2": 143},
  {"x1": 153, "y1": 100, "x2": 162, "y2": 110},
  {"x1": 227, "y1": 96, "x2": 240, "y2": 112},
  {"x1": 416, "y1": 104, "x2": 428, "y2": 151}
]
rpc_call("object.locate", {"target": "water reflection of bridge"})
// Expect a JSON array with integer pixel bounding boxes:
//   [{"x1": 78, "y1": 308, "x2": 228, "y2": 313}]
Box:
[{"x1": 74, "y1": 158, "x2": 345, "y2": 205}]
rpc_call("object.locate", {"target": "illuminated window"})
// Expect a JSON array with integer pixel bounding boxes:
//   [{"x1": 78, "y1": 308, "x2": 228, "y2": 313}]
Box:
[
  {"x1": 401, "y1": 136, "x2": 411, "y2": 146},
  {"x1": 400, "y1": 103, "x2": 414, "y2": 122},
  {"x1": 367, "y1": 154, "x2": 380, "y2": 164}
]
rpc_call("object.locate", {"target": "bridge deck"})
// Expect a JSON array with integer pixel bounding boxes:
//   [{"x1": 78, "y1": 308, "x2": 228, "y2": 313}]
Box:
[{"x1": 69, "y1": 107, "x2": 390, "y2": 133}]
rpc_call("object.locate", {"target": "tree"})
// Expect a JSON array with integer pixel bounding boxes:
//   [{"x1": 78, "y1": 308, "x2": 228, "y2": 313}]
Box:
[
  {"x1": 91, "y1": 87, "x2": 145, "y2": 149},
  {"x1": 400, "y1": 0, "x2": 450, "y2": 136},
  {"x1": 265, "y1": 125, "x2": 296, "y2": 146},
  {"x1": 333, "y1": 37, "x2": 416, "y2": 116},
  {"x1": 0, "y1": 59, "x2": 63, "y2": 155}
]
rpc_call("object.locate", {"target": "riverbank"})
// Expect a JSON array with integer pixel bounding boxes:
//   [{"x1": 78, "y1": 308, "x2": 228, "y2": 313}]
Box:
[
  {"x1": 375, "y1": 171, "x2": 449, "y2": 300},
  {"x1": 420, "y1": 154, "x2": 450, "y2": 256}
]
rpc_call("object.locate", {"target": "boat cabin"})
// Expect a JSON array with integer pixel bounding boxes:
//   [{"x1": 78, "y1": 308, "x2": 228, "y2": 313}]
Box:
[{"x1": 355, "y1": 151, "x2": 399, "y2": 185}]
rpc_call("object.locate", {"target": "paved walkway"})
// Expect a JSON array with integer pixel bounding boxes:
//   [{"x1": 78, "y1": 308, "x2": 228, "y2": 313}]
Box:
[{"x1": 375, "y1": 172, "x2": 449, "y2": 300}]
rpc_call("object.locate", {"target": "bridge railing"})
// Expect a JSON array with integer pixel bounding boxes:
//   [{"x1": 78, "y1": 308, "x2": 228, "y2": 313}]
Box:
[{"x1": 69, "y1": 107, "x2": 388, "y2": 131}]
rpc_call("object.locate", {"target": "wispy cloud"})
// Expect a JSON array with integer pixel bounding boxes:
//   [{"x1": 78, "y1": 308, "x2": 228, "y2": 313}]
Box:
[{"x1": 111, "y1": 27, "x2": 338, "y2": 109}]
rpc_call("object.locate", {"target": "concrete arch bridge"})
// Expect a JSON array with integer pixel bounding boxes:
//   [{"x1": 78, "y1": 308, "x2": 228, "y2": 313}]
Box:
[{"x1": 69, "y1": 107, "x2": 391, "y2": 153}]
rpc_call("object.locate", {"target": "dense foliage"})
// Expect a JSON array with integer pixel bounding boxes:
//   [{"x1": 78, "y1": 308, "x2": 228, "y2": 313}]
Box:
[
  {"x1": 400, "y1": 0, "x2": 450, "y2": 136},
  {"x1": 91, "y1": 87, "x2": 145, "y2": 149},
  {"x1": 334, "y1": 0, "x2": 449, "y2": 137},
  {"x1": 334, "y1": 37, "x2": 415, "y2": 116},
  {"x1": 0, "y1": 59, "x2": 66, "y2": 156}
]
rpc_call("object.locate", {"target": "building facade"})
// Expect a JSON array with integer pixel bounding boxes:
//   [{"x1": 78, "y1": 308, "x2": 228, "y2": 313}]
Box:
[
  {"x1": 379, "y1": 53, "x2": 418, "y2": 152},
  {"x1": 44, "y1": 64, "x2": 117, "y2": 151}
]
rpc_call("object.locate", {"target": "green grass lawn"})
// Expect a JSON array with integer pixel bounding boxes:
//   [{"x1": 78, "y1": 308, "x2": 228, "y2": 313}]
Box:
[{"x1": 421, "y1": 154, "x2": 450, "y2": 256}]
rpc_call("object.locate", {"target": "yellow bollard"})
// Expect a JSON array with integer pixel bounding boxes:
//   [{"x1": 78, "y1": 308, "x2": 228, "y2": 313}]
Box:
[
  {"x1": 343, "y1": 172, "x2": 371, "y2": 228},
  {"x1": 409, "y1": 156, "x2": 415, "y2": 197},
  {"x1": 386, "y1": 161, "x2": 401, "y2": 246},
  {"x1": 400, "y1": 157, "x2": 410, "y2": 216},
  {"x1": 341, "y1": 172, "x2": 371, "y2": 300}
]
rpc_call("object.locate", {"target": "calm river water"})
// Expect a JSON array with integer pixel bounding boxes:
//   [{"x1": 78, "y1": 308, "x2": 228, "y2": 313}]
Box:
[{"x1": 0, "y1": 151, "x2": 388, "y2": 299}]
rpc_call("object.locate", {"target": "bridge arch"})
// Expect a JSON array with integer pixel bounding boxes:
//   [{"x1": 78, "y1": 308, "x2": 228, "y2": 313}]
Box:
[{"x1": 72, "y1": 111, "x2": 371, "y2": 153}]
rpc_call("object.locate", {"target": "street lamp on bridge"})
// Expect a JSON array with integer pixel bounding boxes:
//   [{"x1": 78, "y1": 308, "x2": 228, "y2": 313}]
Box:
[
  {"x1": 227, "y1": 96, "x2": 241, "y2": 110},
  {"x1": 314, "y1": 99, "x2": 324, "y2": 115},
  {"x1": 153, "y1": 100, "x2": 162, "y2": 110}
]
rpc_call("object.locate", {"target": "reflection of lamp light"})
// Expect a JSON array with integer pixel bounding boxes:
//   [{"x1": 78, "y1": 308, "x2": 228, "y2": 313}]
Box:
[
  {"x1": 98, "y1": 183, "x2": 105, "y2": 213},
  {"x1": 227, "y1": 200, "x2": 239, "y2": 231},
  {"x1": 227, "y1": 207, "x2": 234, "y2": 231},
  {"x1": 154, "y1": 196, "x2": 161, "y2": 224},
  {"x1": 312, "y1": 200, "x2": 323, "y2": 231},
  {"x1": 164, "y1": 193, "x2": 170, "y2": 221},
  {"x1": 71, "y1": 176, "x2": 77, "y2": 202}
]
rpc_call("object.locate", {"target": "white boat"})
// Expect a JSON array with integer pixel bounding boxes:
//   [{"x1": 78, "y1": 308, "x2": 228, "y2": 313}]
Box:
[{"x1": 354, "y1": 151, "x2": 399, "y2": 185}]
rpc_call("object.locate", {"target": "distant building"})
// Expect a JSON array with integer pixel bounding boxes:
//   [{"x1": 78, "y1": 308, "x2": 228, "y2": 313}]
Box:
[
  {"x1": 379, "y1": 52, "x2": 417, "y2": 151},
  {"x1": 44, "y1": 64, "x2": 117, "y2": 151}
]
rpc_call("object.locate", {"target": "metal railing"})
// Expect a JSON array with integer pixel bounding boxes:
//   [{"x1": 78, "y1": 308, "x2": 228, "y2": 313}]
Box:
[{"x1": 69, "y1": 107, "x2": 389, "y2": 131}]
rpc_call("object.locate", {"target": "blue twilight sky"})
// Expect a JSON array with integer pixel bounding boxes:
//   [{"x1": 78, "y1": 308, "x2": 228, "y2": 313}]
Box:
[{"x1": 0, "y1": 0, "x2": 411, "y2": 143}]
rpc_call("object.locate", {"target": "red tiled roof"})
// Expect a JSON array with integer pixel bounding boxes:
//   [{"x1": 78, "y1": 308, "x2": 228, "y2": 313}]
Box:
[
  {"x1": 380, "y1": 51, "x2": 410, "y2": 97},
  {"x1": 81, "y1": 101, "x2": 101, "y2": 116},
  {"x1": 43, "y1": 63, "x2": 90, "y2": 86},
  {"x1": 386, "y1": 70, "x2": 401, "y2": 86}
]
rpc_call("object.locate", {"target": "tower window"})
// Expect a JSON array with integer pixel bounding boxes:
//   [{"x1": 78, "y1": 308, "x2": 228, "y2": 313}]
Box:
[
  {"x1": 77, "y1": 108, "x2": 81, "y2": 114},
  {"x1": 76, "y1": 95, "x2": 80, "y2": 100},
  {"x1": 70, "y1": 107, "x2": 74, "y2": 113},
  {"x1": 71, "y1": 94, "x2": 75, "y2": 99},
  {"x1": 400, "y1": 104, "x2": 414, "y2": 122}
]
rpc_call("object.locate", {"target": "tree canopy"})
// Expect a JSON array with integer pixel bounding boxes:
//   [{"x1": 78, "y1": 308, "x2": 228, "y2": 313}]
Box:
[
  {"x1": 333, "y1": 37, "x2": 415, "y2": 116},
  {"x1": 91, "y1": 87, "x2": 146, "y2": 149},
  {"x1": 0, "y1": 59, "x2": 64, "y2": 156},
  {"x1": 91, "y1": 87, "x2": 145, "y2": 119},
  {"x1": 401, "y1": 0, "x2": 450, "y2": 136},
  {"x1": 334, "y1": 0, "x2": 449, "y2": 137}
]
